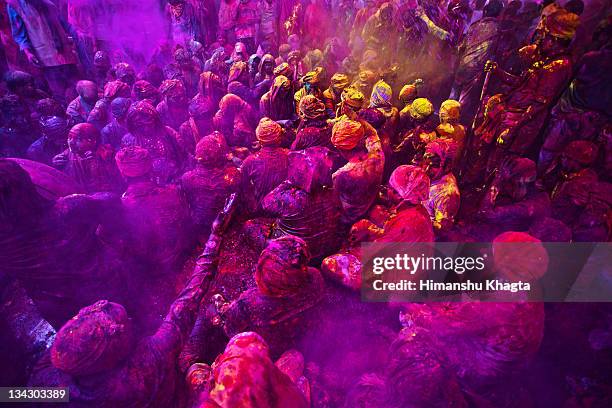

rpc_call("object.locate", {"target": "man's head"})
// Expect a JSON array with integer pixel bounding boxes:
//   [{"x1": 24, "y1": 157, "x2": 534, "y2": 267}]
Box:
[
  {"x1": 439, "y1": 99, "x2": 461, "y2": 124},
  {"x1": 68, "y1": 123, "x2": 99, "y2": 155},
  {"x1": 116, "y1": 146, "x2": 153, "y2": 179},
  {"x1": 298, "y1": 95, "x2": 326, "y2": 120},
  {"x1": 332, "y1": 118, "x2": 365, "y2": 157},
  {"x1": 330, "y1": 73, "x2": 350, "y2": 94},
  {"x1": 271, "y1": 75, "x2": 291, "y2": 99},
  {"x1": 379, "y1": 3, "x2": 394, "y2": 22},
  {"x1": 126, "y1": 101, "x2": 161, "y2": 136},
  {"x1": 51, "y1": 300, "x2": 134, "y2": 377},
  {"x1": 260, "y1": 54, "x2": 276, "y2": 76},
  {"x1": 103, "y1": 80, "x2": 131, "y2": 101},
  {"x1": 539, "y1": 8, "x2": 579, "y2": 54},
  {"x1": 422, "y1": 139, "x2": 457, "y2": 180},
  {"x1": 369, "y1": 80, "x2": 393, "y2": 108},
  {"x1": 174, "y1": 48, "x2": 192, "y2": 67},
  {"x1": 483, "y1": 0, "x2": 503, "y2": 18},
  {"x1": 110, "y1": 97, "x2": 132, "y2": 120},
  {"x1": 248, "y1": 54, "x2": 262, "y2": 74},
  {"x1": 256, "y1": 117, "x2": 283, "y2": 147},
  {"x1": 40, "y1": 116, "x2": 69, "y2": 143},
  {"x1": 255, "y1": 236, "x2": 311, "y2": 297},
  {"x1": 498, "y1": 157, "x2": 536, "y2": 201},
  {"x1": 4, "y1": 71, "x2": 36, "y2": 97},
  {"x1": 188, "y1": 96, "x2": 214, "y2": 121},
  {"x1": 35, "y1": 98, "x2": 64, "y2": 119},
  {"x1": 278, "y1": 43, "x2": 291, "y2": 60},
  {"x1": 113, "y1": 62, "x2": 136, "y2": 86},
  {"x1": 159, "y1": 79, "x2": 188, "y2": 107},
  {"x1": 389, "y1": 165, "x2": 430, "y2": 204},
  {"x1": 93, "y1": 51, "x2": 111, "y2": 71},
  {"x1": 232, "y1": 42, "x2": 248, "y2": 62},
  {"x1": 195, "y1": 132, "x2": 230, "y2": 168},
  {"x1": 409, "y1": 98, "x2": 434, "y2": 122},
  {"x1": 76, "y1": 80, "x2": 98, "y2": 105},
  {"x1": 340, "y1": 87, "x2": 365, "y2": 117}
]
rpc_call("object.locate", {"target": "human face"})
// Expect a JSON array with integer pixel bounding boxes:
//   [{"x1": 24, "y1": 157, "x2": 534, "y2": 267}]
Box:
[
  {"x1": 69, "y1": 132, "x2": 97, "y2": 155},
  {"x1": 423, "y1": 153, "x2": 443, "y2": 180}
]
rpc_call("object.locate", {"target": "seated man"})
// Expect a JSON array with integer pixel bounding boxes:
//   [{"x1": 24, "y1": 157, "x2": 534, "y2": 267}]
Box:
[
  {"x1": 101, "y1": 98, "x2": 131, "y2": 149},
  {"x1": 115, "y1": 146, "x2": 192, "y2": 277},
  {"x1": 157, "y1": 79, "x2": 190, "y2": 131},
  {"x1": 27, "y1": 116, "x2": 69, "y2": 165},
  {"x1": 181, "y1": 132, "x2": 241, "y2": 241},
  {"x1": 221, "y1": 236, "x2": 325, "y2": 357},
  {"x1": 292, "y1": 95, "x2": 333, "y2": 150},
  {"x1": 421, "y1": 139, "x2": 461, "y2": 231},
  {"x1": 198, "y1": 332, "x2": 308, "y2": 407},
  {"x1": 331, "y1": 118, "x2": 385, "y2": 225},
  {"x1": 474, "y1": 157, "x2": 550, "y2": 240},
  {"x1": 262, "y1": 147, "x2": 343, "y2": 260},
  {"x1": 66, "y1": 80, "x2": 98, "y2": 125},
  {"x1": 240, "y1": 118, "x2": 289, "y2": 215},
  {"x1": 52, "y1": 123, "x2": 121, "y2": 193}
]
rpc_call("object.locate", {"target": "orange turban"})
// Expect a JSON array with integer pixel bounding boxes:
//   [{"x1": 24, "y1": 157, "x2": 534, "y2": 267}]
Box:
[
  {"x1": 399, "y1": 84, "x2": 417, "y2": 104},
  {"x1": 330, "y1": 73, "x2": 350, "y2": 91},
  {"x1": 331, "y1": 119, "x2": 365, "y2": 151},
  {"x1": 272, "y1": 75, "x2": 291, "y2": 91},
  {"x1": 298, "y1": 95, "x2": 326, "y2": 119},
  {"x1": 256, "y1": 117, "x2": 283, "y2": 146},
  {"x1": 302, "y1": 70, "x2": 321, "y2": 85},
  {"x1": 273, "y1": 62, "x2": 292, "y2": 77},
  {"x1": 357, "y1": 70, "x2": 377, "y2": 86},
  {"x1": 195, "y1": 131, "x2": 229, "y2": 167},
  {"x1": 543, "y1": 9, "x2": 579, "y2": 40}
]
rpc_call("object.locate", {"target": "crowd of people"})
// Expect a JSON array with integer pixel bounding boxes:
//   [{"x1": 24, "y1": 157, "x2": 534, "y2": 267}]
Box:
[{"x1": 1, "y1": 0, "x2": 611, "y2": 406}]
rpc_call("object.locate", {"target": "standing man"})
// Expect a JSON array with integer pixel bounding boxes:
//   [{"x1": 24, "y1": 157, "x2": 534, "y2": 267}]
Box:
[
  {"x1": 166, "y1": 0, "x2": 211, "y2": 47},
  {"x1": 218, "y1": 0, "x2": 238, "y2": 46},
  {"x1": 234, "y1": 0, "x2": 260, "y2": 54},
  {"x1": 451, "y1": 0, "x2": 503, "y2": 123},
  {"x1": 6, "y1": 0, "x2": 79, "y2": 96},
  {"x1": 258, "y1": 0, "x2": 279, "y2": 51}
]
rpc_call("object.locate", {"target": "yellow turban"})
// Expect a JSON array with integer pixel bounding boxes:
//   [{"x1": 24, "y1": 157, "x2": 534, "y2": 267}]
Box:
[
  {"x1": 341, "y1": 87, "x2": 365, "y2": 109},
  {"x1": 439, "y1": 99, "x2": 461, "y2": 123},
  {"x1": 330, "y1": 73, "x2": 350, "y2": 91},
  {"x1": 409, "y1": 98, "x2": 434, "y2": 120},
  {"x1": 543, "y1": 9, "x2": 580, "y2": 40}
]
